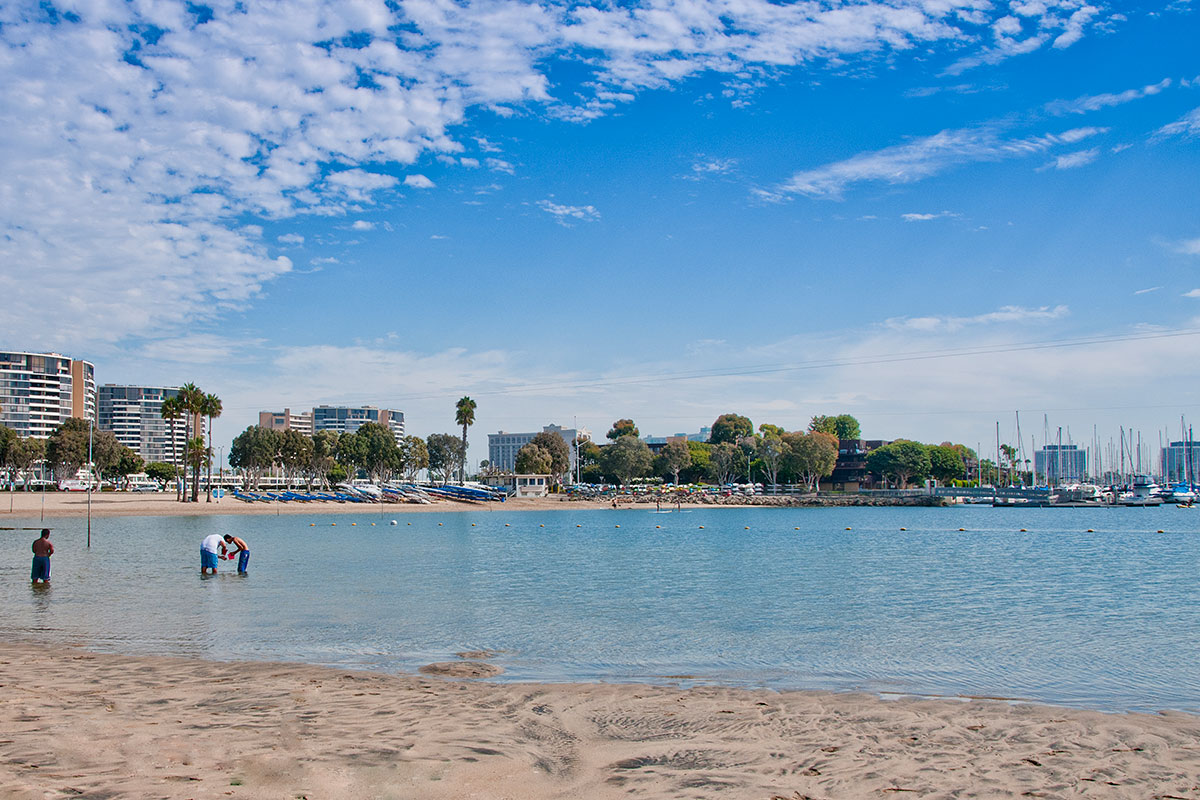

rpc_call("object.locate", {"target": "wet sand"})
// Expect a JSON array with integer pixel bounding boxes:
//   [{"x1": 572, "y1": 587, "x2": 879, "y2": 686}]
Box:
[{"x1": 1, "y1": 642, "x2": 1198, "y2": 799}]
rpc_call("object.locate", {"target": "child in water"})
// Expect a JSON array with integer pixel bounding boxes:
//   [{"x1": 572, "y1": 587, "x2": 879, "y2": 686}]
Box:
[{"x1": 223, "y1": 534, "x2": 250, "y2": 574}]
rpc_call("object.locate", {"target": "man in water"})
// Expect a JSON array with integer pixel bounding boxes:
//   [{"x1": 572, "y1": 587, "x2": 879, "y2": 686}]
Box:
[
  {"x1": 31, "y1": 528, "x2": 53, "y2": 583},
  {"x1": 200, "y1": 533, "x2": 226, "y2": 575},
  {"x1": 223, "y1": 534, "x2": 250, "y2": 575}
]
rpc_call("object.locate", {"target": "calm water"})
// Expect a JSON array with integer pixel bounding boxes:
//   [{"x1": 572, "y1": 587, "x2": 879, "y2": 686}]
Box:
[{"x1": 2, "y1": 505, "x2": 1199, "y2": 712}]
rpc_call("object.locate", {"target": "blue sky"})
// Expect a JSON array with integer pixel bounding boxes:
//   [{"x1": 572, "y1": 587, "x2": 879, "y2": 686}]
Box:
[{"x1": 2, "y1": 0, "x2": 1198, "y2": 468}]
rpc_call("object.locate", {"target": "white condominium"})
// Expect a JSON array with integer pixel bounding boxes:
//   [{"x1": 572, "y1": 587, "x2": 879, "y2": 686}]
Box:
[
  {"x1": 259, "y1": 405, "x2": 405, "y2": 444},
  {"x1": 98, "y1": 385, "x2": 188, "y2": 464},
  {"x1": 0, "y1": 350, "x2": 95, "y2": 438}
]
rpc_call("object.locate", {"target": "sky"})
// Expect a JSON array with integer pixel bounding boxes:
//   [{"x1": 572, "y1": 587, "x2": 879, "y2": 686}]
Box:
[{"x1": 1, "y1": 0, "x2": 1198, "y2": 469}]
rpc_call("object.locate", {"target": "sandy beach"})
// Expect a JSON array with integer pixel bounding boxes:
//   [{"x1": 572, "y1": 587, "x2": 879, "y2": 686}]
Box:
[
  {"x1": 0, "y1": 491, "x2": 602, "y2": 518},
  {"x1": 1, "y1": 643, "x2": 1198, "y2": 799}
]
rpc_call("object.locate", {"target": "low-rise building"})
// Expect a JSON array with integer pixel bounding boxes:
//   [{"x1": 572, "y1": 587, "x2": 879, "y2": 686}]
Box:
[
  {"x1": 259, "y1": 408, "x2": 314, "y2": 435},
  {"x1": 481, "y1": 473, "x2": 550, "y2": 498},
  {"x1": 829, "y1": 439, "x2": 891, "y2": 491}
]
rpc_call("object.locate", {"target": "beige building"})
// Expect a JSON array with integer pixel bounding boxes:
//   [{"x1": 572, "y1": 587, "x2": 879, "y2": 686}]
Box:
[{"x1": 259, "y1": 408, "x2": 314, "y2": 435}]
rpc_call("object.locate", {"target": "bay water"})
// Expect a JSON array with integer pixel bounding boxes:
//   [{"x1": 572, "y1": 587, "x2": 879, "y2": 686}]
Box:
[{"x1": 2, "y1": 505, "x2": 1198, "y2": 712}]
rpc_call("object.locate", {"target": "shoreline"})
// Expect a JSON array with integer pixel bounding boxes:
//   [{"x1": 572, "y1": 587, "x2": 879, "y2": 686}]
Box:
[
  {"x1": 2, "y1": 642, "x2": 1198, "y2": 799},
  {"x1": 0, "y1": 491, "x2": 947, "y2": 519}
]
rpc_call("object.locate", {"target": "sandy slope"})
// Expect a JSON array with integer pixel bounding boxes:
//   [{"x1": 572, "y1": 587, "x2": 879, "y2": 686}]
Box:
[{"x1": 1, "y1": 642, "x2": 1198, "y2": 799}]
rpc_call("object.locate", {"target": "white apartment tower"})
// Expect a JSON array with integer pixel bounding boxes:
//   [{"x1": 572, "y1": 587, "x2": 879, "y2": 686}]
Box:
[{"x1": 0, "y1": 350, "x2": 96, "y2": 438}]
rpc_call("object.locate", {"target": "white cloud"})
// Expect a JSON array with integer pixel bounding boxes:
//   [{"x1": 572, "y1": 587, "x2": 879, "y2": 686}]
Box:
[
  {"x1": 1176, "y1": 238, "x2": 1200, "y2": 256},
  {"x1": 430, "y1": 234, "x2": 449, "y2": 240},
  {"x1": 537, "y1": 200, "x2": 601, "y2": 226},
  {"x1": 460, "y1": 157, "x2": 480, "y2": 168},
  {"x1": 901, "y1": 211, "x2": 957, "y2": 222},
  {"x1": 277, "y1": 233, "x2": 305, "y2": 245},
  {"x1": 1046, "y1": 78, "x2": 1171, "y2": 115},
  {"x1": 1157, "y1": 106, "x2": 1200, "y2": 138},
  {"x1": 485, "y1": 158, "x2": 515, "y2": 174},
  {"x1": 403, "y1": 175, "x2": 436, "y2": 189},
  {"x1": 690, "y1": 157, "x2": 738, "y2": 177},
  {"x1": 770, "y1": 126, "x2": 1107, "y2": 198},
  {"x1": 1046, "y1": 147, "x2": 1099, "y2": 169},
  {"x1": 1134, "y1": 286, "x2": 1162, "y2": 295},
  {"x1": 350, "y1": 220, "x2": 376, "y2": 231},
  {"x1": 884, "y1": 305, "x2": 1069, "y2": 332},
  {"x1": 0, "y1": 0, "x2": 1121, "y2": 349},
  {"x1": 1184, "y1": 289, "x2": 1200, "y2": 298}
]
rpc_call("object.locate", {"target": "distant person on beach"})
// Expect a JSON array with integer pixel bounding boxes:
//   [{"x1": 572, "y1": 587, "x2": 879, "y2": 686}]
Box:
[
  {"x1": 31, "y1": 529, "x2": 53, "y2": 583},
  {"x1": 200, "y1": 533, "x2": 226, "y2": 575},
  {"x1": 223, "y1": 534, "x2": 250, "y2": 575}
]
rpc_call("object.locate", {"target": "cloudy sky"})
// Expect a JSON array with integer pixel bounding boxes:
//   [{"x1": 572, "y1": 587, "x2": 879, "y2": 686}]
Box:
[{"x1": 2, "y1": 0, "x2": 1198, "y2": 468}]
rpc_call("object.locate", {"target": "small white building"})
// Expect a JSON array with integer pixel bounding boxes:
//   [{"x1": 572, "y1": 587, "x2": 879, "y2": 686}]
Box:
[{"x1": 482, "y1": 473, "x2": 550, "y2": 498}]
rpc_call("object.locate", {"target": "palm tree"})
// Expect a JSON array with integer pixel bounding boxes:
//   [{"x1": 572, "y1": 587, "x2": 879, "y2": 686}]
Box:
[
  {"x1": 201, "y1": 392, "x2": 223, "y2": 502},
  {"x1": 160, "y1": 396, "x2": 182, "y2": 501},
  {"x1": 176, "y1": 383, "x2": 205, "y2": 502},
  {"x1": 454, "y1": 396, "x2": 476, "y2": 484}
]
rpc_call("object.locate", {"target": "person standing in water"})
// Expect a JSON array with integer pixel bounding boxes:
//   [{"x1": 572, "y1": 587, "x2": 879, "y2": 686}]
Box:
[
  {"x1": 31, "y1": 528, "x2": 53, "y2": 583},
  {"x1": 222, "y1": 534, "x2": 250, "y2": 575},
  {"x1": 200, "y1": 533, "x2": 226, "y2": 575}
]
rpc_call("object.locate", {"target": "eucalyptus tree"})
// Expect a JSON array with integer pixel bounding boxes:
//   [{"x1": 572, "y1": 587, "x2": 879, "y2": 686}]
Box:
[
  {"x1": 426, "y1": 433, "x2": 465, "y2": 485},
  {"x1": 399, "y1": 436, "x2": 428, "y2": 481},
  {"x1": 783, "y1": 431, "x2": 839, "y2": 492},
  {"x1": 529, "y1": 430, "x2": 570, "y2": 486},
  {"x1": 356, "y1": 422, "x2": 400, "y2": 484},
  {"x1": 515, "y1": 442, "x2": 552, "y2": 475},
  {"x1": 708, "y1": 442, "x2": 738, "y2": 485},
  {"x1": 660, "y1": 438, "x2": 691, "y2": 485},
  {"x1": 757, "y1": 433, "x2": 785, "y2": 492},
  {"x1": 601, "y1": 435, "x2": 652, "y2": 487},
  {"x1": 229, "y1": 425, "x2": 280, "y2": 490},
  {"x1": 454, "y1": 396, "x2": 476, "y2": 483},
  {"x1": 307, "y1": 430, "x2": 340, "y2": 490},
  {"x1": 709, "y1": 413, "x2": 753, "y2": 445},
  {"x1": 45, "y1": 418, "x2": 90, "y2": 481},
  {"x1": 277, "y1": 428, "x2": 313, "y2": 489}
]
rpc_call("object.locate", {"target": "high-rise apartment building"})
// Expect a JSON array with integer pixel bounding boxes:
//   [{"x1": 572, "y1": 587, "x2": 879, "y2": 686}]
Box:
[
  {"x1": 312, "y1": 405, "x2": 405, "y2": 443},
  {"x1": 1161, "y1": 440, "x2": 1200, "y2": 484},
  {"x1": 1034, "y1": 444, "x2": 1087, "y2": 483},
  {"x1": 97, "y1": 385, "x2": 187, "y2": 464},
  {"x1": 0, "y1": 350, "x2": 95, "y2": 438}
]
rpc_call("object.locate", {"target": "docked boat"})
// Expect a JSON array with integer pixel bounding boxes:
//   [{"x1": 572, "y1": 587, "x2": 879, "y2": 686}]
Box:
[{"x1": 1120, "y1": 475, "x2": 1163, "y2": 506}]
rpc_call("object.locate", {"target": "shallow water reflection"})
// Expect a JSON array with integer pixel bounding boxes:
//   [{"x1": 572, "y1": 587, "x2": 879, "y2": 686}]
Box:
[{"x1": 1, "y1": 505, "x2": 1198, "y2": 711}]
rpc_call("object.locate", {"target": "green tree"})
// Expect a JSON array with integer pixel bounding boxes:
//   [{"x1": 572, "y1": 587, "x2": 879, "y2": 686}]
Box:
[
  {"x1": 305, "y1": 430, "x2": 340, "y2": 490},
  {"x1": 455, "y1": 396, "x2": 477, "y2": 483},
  {"x1": 757, "y1": 433, "x2": 785, "y2": 491},
  {"x1": 10, "y1": 437, "x2": 44, "y2": 490},
  {"x1": 601, "y1": 435, "x2": 652, "y2": 486},
  {"x1": 529, "y1": 430, "x2": 570, "y2": 485},
  {"x1": 928, "y1": 444, "x2": 967, "y2": 484},
  {"x1": 783, "y1": 431, "x2": 839, "y2": 491},
  {"x1": 576, "y1": 438, "x2": 604, "y2": 483},
  {"x1": 399, "y1": 436, "x2": 429, "y2": 481},
  {"x1": 810, "y1": 414, "x2": 861, "y2": 440},
  {"x1": 144, "y1": 461, "x2": 178, "y2": 485},
  {"x1": 515, "y1": 442, "x2": 552, "y2": 474},
  {"x1": 708, "y1": 441, "x2": 739, "y2": 484},
  {"x1": 229, "y1": 426, "x2": 280, "y2": 490},
  {"x1": 89, "y1": 429, "x2": 124, "y2": 481},
  {"x1": 679, "y1": 441, "x2": 712, "y2": 483},
  {"x1": 160, "y1": 396, "x2": 183, "y2": 497},
  {"x1": 336, "y1": 431, "x2": 362, "y2": 481},
  {"x1": 659, "y1": 438, "x2": 692, "y2": 485},
  {"x1": 0, "y1": 424, "x2": 16, "y2": 483},
  {"x1": 426, "y1": 433, "x2": 465, "y2": 485},
  {"x1": 201, "y1": 392, "x2": 222, "y2": 501},
  {"x1": 866, "y1": 440, "x2": 931, "y2": 489},
  {"x1": 356, "y1": 422, "x2": 400, "y2": 484},
  {"x1": 111, "y1": 447, "x2": 145, "y2": 486},
  {"x1": 709, "y1": 413, "x2": 753, "y2": 445},
  {"x1": 278, "y1": 428, "x2": 314, "y2": 488},
  {"x1": 606, "y1": 418, "x2": 639, "y2": 440},
  {"x1": 46, "y1": 418, "x2": 90, "y2": 481},
  {"x1": 758, "y1": 423, "x2": 786, "y2": 439}
]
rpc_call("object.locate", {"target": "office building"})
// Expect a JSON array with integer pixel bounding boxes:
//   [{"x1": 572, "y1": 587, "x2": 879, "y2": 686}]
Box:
[
  {"x1": 488, "y1": 424, "x2": 586, "y2": 473},
  {"x1": 1035, "y1": 444, "x2": 1087, "y2": 483},
  {"x1": 1161, "y1": 441, "x2": 1200, "y2": 484},
  {"x1": 98, "y1": 385, "x2": 187, "y2": 464},
  {"x1": 259, "y1": 408, "x2": 314, "y2": 436},
  {"x1": 0, "y1": 350, "x2": 95, "y2": 438}
]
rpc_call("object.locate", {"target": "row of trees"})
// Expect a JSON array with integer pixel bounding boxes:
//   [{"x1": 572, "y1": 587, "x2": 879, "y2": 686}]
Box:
[
  {"x1": 227, "y1": 423, "x2": 477, "y2": 490},
  {"x1": 160, "y1": 383, "x2": 222, "y2": 502},
  {"x1": 865, "y1": 440, "x2": 979, "y2": 488},
  {"x1": 0, "y1": 419, "x2": 148, "y2": 488}
]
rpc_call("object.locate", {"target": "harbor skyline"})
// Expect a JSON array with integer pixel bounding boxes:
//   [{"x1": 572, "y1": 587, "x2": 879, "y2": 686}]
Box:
[{"x1": 1, "y1": 1, "x2": 1198, "y2": 464}]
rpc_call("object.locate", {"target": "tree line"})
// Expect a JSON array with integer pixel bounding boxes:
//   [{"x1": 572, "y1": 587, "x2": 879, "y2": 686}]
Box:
[{"x1": 226, "y1": 422, "x2": 478, "y2": 489}]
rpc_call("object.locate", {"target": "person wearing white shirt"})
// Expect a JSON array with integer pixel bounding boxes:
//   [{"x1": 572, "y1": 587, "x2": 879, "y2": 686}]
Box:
[{"x1": 200, "y1": 533, "x2": 226, "y2": 575}]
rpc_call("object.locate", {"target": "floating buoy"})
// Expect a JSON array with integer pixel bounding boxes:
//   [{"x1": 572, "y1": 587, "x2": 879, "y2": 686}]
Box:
[
  {"x1": 471, "y1": 523, "x2": 476, "y2": 526},
  {"x1": 351, "y1": 523, "x2": 356, "y2": 526},
  {"x1": 331, "y1": 523, "x2": 336, "y2": 526},
  {"x1": 900, "y1": 527, "x2": 907, "y2": 531},
  {"x1": 576, "y1": 524, "x2": 582, "y2": 527},
  {"x1": 438, "y1": 522, "x2": 443, "y2": 526},
  {"x1": 1157, "y1": 530, "x2": 1165, "y2": 533},
  {"x1": 656, "y1": 525, "x2": 661, "y2": 529},
  {"x1": 407, "y1": 522, "x2": 411, "y2": 525},
  {"x1": 540, "y1": 524, "x2": 545, "y2": 528},
  {"x1": 1086, "y1": 529, "x2": 1094, "y2": 533},
  {"x1": 391, "y1": 520, "x2": 397, "y2": 526},
  {"x1": 794, "y1": 527, "x2": 800, "y2": 530},
  {"x1": 310, "y1": 523, "x2": 315, "y2": 527},
  {"x1": 699, "y1": 526, "x2": 705, "y2": 529},
  {"x1": 744, "y1": 526, "x2": 750, "y2": 530},
  {"x1": 1019, "y1": 528, "x2": 1027, "y2": 532},
  {"x1": 505, "y1": 523, "x2": 511, "y2": 527},
  {"x1": 845, "y1": 527, "x2": 851, "y2": 531},
  {"x1": 958, "y1": 528, "x2": 966, "y2": 532},
  {"x1": 371, "y1": 522, "x2": 376, "y2": 526},
  {"x1": 615, "y1": 525, "x2": 620, "y2": 528}
]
